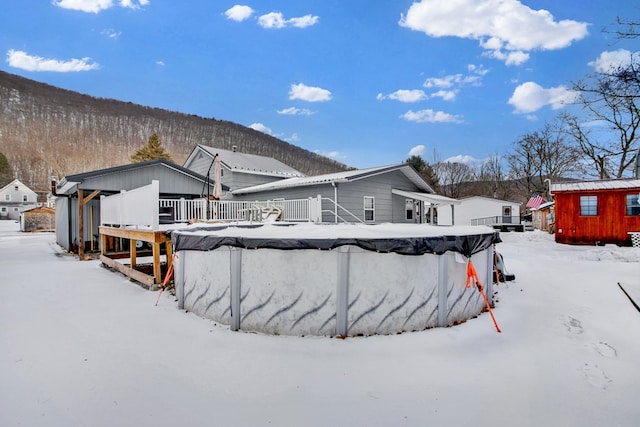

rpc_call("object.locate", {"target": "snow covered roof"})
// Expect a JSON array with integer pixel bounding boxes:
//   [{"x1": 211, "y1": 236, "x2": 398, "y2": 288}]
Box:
[
  {"x1": 192, "y1": 145, "x2": 305, "y2": 178},
  {"x1": 550, "y1": 178, "x2": 640, "y2": 192},
  {"x1": 231, "y1": 164, "x2": 434, "y2": 195}
]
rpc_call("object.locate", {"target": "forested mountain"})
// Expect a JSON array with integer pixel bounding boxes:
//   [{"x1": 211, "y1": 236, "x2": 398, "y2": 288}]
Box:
[{"x1": 0, "y1": 70, "x2": 349, "y2": 196}]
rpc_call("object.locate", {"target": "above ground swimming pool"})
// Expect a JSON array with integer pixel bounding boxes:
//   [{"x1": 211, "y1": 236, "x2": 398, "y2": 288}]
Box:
[{"x1": 171, "y1": 222, "x2": 501, "y2": 337}]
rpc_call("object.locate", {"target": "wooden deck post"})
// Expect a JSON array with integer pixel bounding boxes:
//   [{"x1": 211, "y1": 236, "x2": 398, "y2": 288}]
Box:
[{"x1": 77, "y1": 189, "x2": 101, "y2": 261}]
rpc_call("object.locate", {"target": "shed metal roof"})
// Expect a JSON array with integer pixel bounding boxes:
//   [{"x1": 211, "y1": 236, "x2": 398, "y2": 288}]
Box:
[{"x1": 550, "y1": 179, "x2": 640, "y2": 192}]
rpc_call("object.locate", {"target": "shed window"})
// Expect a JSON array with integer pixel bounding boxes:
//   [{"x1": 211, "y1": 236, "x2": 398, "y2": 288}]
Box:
[
  {"x1": 580, "y1": 195, "x2": 598, "y2": 216},
  {"x1": 626, "y1": 193, "x2": 640, "y2": 216},
  {"x1": 405, "y1": 199, "x2": 414, "y2": 220},
  {"x1": 364, "y1": 196, "x2": 375, "y2": 222}
]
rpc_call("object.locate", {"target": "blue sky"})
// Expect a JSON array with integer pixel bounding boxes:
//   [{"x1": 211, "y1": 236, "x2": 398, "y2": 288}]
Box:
[{"x1": 1, "y1": 1, "x2": 638, "y2": 169}]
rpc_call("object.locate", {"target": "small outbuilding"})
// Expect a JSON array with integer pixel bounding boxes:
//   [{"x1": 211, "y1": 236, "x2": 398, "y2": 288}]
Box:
[
  {"x1": 550, "y1": 178, "x2": 640, "y2": 246},
  {"x1": 20, "y1": 206, "x2": 55, "y2": 232}
]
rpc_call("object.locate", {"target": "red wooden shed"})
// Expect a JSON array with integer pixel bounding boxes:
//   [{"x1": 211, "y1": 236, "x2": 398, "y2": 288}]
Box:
[{"x1": 550, "y1": 179, "x2": 640, "y2": 246}]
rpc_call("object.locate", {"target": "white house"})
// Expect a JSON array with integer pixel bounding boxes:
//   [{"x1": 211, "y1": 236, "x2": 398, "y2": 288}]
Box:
[
  {"x1": 0, "y1": 179, "x2": 39, "y2": 221},
  {"x1": 437, "y1": 196, "x2": 521, "y2": 228}
]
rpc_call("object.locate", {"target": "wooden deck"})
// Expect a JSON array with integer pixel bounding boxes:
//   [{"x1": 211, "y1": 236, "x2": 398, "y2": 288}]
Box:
[{"x1": 99, "y1": 226, "x2": 173, "y2": 289}]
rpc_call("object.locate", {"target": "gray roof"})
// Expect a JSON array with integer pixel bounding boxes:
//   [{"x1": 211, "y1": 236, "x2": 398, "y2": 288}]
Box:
[
  {"x1": 57, "y1": 159, "x2": 228, "y2": 195},
  {"x1": 232, "y1": 164, "x2": 435, "y2": 195},
  {"x1": 550, "y1": 178, "x2": 640, "y2": 192},
  {"x1": 191, "y1": 145, "x2": 304, "y2": 178}
]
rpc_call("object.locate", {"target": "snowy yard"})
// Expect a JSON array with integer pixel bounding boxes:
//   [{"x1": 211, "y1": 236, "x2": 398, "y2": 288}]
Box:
[{"x1": 1, "y1": 219, "x2": 639, "y2": 427}]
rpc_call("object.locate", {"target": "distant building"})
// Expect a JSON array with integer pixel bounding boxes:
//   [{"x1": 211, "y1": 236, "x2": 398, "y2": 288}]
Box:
[
  {"x1": 0, "y1": 179, "x2": 39, "y2": 221},
  {"x1": 20, "y1": 206, "x2": 55, "y2": 232},
  {"x1": 437, "y1": 196, "x2": 522, "y2": 229}
]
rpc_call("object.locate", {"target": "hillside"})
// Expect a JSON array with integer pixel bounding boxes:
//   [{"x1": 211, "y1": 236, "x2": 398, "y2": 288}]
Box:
[{"x1": 0, "y1": 70, "x2": 349, "y2": 195}]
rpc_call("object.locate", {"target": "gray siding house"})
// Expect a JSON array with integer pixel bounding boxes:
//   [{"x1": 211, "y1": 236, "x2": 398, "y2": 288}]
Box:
[
  {"x1": 0, "y1": 179, "x2": 39, "y2": 221},
  {"x1": 231, "y1": 164, "x2": 458, "y2": 224},
  {"x1": 54, "y1": 159, "x2": 225, "y2": 257},
  {"x1": 183, "y1": 145, "x2": 305, "y2": 193}
]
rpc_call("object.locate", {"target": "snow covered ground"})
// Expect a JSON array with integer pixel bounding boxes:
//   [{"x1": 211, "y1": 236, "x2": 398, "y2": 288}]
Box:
[{"x1": 1, "y1": 219, "x2": 639, "y2": 427}]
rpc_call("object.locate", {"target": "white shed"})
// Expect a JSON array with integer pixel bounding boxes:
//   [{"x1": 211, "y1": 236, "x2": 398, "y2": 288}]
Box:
[{"x1": 437, "y1": 196, "x2": 521, "y2": 227}]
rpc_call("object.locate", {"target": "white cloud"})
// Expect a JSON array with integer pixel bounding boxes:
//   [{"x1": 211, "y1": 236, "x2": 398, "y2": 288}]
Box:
[
  {"x1": 444, "y1": 154, "x2": 478, "y2": 164},
  {"x1": 314, "y1": 149, "x2": 346, "y2": 160},
  {"x1": 258, "y1": 12, "x2": 319, "y2": 29},
  {"x1": 508, "y1": 81, "x2": 578, "y2": 114},
  {"x1": 101, "y1": 28, "x2": 121, "y2": 40},
  {"x1": 588, "y1": 49, "x2": 639, "y2": 73},
  {"x1": 119, "y1": 0, "x2": 148, "y2": 9},
  {"x1": 249, "y1": 123, "x2": 272, "y2": 134},
  {"x1": 399, "y1": 0, "x2": 588, "y2": 65},
  {"x1": 52, "y1": 0, "x2": 148, "y2": 13},
  {"x1": 286, "y1": 133, "x2": 300, "y2": 142},
  {"x1": 377, "y1": 89, "x2": 427, "y2": 103},
  {"x1": 156, "y1": 60, "x2": 165, "y2": 66},
  {"x1": 225, "y1": 5, "x2": 254, "y2": 22},
  {"x1": 6, "y1": 49, "x2": 99, "y2": 72},
  {"x1": 288, "y1": 15, "x2": 320, "y2": 28},
  {"x1": 401, "y1": 109, "x2": 463, "y2": 123},
  {"x1": 420, "y1": 64, "x2": 488, "y2": 101},
  {"x1": 277, "y1": 107, "x2": 315, "y2": 116},
  {"x1": 289, "y1": 83, "x2": 332, "y2": 102},
  {"x1": 408, "y1": 145, "x2": 426, "y2": 156},
  {"x1": 431, "y1": 90, "x2": 457, "y2": 101}
]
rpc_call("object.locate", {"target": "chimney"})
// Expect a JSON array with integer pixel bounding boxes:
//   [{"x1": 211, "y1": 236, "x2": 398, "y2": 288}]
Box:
[{"x1": 50, "y1": 177, "x2": 57, "y2": 196}]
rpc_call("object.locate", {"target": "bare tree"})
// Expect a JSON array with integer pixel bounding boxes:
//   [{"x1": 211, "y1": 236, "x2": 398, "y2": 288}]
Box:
[
  {"x1": 564, "y1": 53, "x2": 640, "y2": 178},
  {"x1": 507, "y1": 122, "x2": 584, "y2": 197},
  {"x1": 434, "y1": 162, "x2": 473, "y2": 198},
  {"x1": 475, "y1": 155, "x2": 512, "y2": 199}
]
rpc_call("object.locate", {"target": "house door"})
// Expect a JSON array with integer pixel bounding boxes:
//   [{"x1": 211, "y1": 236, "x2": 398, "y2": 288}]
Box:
[{"x1": 502, "y1": 206, "x2": 512, "y2": 224}]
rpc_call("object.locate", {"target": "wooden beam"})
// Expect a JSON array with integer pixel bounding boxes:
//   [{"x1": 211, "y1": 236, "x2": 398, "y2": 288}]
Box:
[
  {"x1": 82, "y1": 189, "x2": 101, "y2": 203},
  {"x1": 152, "y1": 242, "x2": 161, "y2": 285},
  {"x1": 100, "y1": 255, "x2": 155, "y2": 287},
  {"x1": 130, "y1": 239, "x2": 137, "y2": 268},
  {"x1": 78, "y1": 189, "x2": 84, "y2": 261}
]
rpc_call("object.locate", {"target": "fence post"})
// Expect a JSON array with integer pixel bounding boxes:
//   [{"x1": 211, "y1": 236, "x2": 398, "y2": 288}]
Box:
[
  {"x1": 151, "y1": 180, "x2": 159, "y2": 230},
  {"x1": 230, "y1": 248, "x2": 242, "y2": 331},
  {"x1": 437, "y1": 254, "x2": 448, "y2": 327},
  {"x1": 336, "y1": 246, "x2": 350, "y2": 337},
  {"x1": 119, "y1": 189, "x2": 126, "y2": 227}
]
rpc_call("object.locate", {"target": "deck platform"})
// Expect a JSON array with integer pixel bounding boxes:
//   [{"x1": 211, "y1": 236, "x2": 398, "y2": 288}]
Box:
[{"x1": 99, "y1": 226, "x2": 173, "y2": 289}]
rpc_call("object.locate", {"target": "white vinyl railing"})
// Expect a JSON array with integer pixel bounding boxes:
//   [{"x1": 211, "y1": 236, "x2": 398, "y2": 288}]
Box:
[
  {"x1": 101, "y1": 180, "x2": 160, "y2": 229},
  {"x1": 102, "y1": 187, "x2": 328, "y2": 228},
  {"x1": 157, "y1": 196, "x2": 323, "y2": 223},
  {"x1": 471, "y1": 215, "x2": 521, "y2": 226}
]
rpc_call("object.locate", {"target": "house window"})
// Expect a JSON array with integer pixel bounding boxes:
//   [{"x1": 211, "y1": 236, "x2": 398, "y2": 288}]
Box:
[
  {"x1": 364, "y1": 196, "x2": 375, "y2": 222},
  {"x1": 405, "y1": 199, "x2": 414, "y2": 220},
  {"x1": 13, "y1": 207, "x2": 19, "y2": 212},
  {"x1": 23, "y1": 195, "x2": 28, "y2": 202},
  {"x1": 14, "y1": 185, "x2": 19, "y2": 191},
  {"x1": 1, "y1": 207, "x2": 6, "y2": 213},
  {"x1": 580, "y1": 195, "x2": 598, "y2": 216},
  {"x1": 4, "y1": 194, "x2": 9, "y2": 201},
  {"x1": 626, "y1": 193, "x2": 640, "y2": 216}
]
